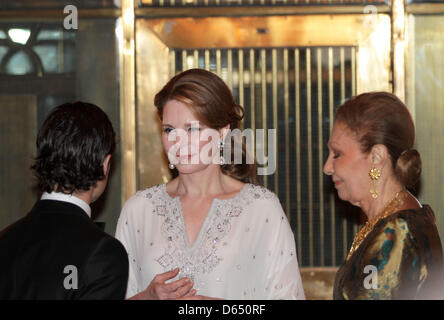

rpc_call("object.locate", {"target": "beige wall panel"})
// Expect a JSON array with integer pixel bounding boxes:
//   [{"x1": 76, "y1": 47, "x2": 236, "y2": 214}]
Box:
[
  {"x1": 0, "y1": 95, "x2": 37, "y2": 230},
  {"x1": 407, "y1": 15, "x2": 444, "y2": 248},
  {"x1": 136, "y1": 20, "x2": 172, "y2": 189}
]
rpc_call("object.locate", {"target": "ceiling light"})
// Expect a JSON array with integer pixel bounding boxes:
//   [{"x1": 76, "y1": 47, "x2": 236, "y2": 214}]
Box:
[{"x1": 8, "y1": 28, "x2": 31, "y2": 45}]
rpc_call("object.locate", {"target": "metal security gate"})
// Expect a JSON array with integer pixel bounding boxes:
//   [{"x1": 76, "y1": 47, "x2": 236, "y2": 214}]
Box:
[
  {"x1": 139, "y1": 0, "x2": 387, "y2": 7},
  {"x1": 133, "y1": 14, "x2": 391, "y2": 267},
  {"x1": 170, "y1": 46, "x2": 359, "y2": 266}
]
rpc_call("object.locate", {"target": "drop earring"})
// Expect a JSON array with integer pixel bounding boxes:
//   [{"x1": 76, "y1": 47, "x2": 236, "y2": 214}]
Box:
[
  {"x1": 218, "y1": 140, "x2": 225, "y2": 165},
  {"x1": 169, "y1": 163, "x2": 175, "y2": 170},
  {"x1": 369, "y1": 167, "x2": 381, "y2": 199}
]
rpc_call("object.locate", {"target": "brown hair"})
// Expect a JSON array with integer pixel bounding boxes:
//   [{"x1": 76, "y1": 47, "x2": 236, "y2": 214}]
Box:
[
  {"x1": 335, "y1": 92, "x2": 421, "y2": 187},
  {"x1": 154, "y1": 68, "x2": 257, "y2": 184}
]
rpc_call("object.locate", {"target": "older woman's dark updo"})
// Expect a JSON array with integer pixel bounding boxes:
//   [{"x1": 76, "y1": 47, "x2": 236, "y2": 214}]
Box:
[{"x1": 335, "y1": 92, "x2": 421, "y2": 188}]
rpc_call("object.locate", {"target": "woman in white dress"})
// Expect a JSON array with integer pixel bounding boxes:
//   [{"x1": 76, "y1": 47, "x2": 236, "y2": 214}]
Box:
[{"x1": 115, "y1": 69, "x2": 305, "y2": 300}]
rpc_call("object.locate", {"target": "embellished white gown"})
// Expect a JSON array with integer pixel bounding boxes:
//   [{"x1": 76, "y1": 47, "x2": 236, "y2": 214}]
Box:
[{"x1": 115, "y1": 183, "x2": 305, "y2": 300}]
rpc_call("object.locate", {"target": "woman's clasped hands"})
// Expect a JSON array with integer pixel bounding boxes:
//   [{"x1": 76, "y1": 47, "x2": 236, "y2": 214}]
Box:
[{"x1": 130, "y1": 268, "x2": 221, "y2": 300}]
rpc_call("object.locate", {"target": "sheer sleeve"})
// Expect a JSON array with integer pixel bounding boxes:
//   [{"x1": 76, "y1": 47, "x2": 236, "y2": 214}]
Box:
[
  {"x1": 345, "y1": 217, "x2": 424, "y2": 300},
  {"x1": 263, "y1": 196, "x2": 305, "y2": 300}
]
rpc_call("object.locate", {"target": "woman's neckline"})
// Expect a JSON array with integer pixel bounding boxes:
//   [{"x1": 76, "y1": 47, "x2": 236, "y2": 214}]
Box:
[{"x1": 162, "y1": 182, "x2": 250, "y2": 202}]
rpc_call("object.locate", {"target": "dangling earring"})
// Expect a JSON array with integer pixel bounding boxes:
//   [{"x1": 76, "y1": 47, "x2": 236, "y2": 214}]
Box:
[
  {"x1": 369, "y1": 167, "x2": 381, "y2": 199},
  {"x1": 169, "y1": 163, "x2": 175, "y2": 170},
  {"x1": 218, "y1": 140, "x2": 225, "y2": 165}
]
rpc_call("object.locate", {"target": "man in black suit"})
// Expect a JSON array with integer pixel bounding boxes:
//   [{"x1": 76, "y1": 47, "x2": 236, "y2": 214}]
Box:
[{"x1": 0, "y1": 102, "x2": 128, "y2": 299}]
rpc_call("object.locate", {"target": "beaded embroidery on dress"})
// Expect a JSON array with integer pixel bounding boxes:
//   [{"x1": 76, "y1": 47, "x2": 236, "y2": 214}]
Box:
[{"x1": 137, "y1": 183, "x2": 276, "y2": 291}]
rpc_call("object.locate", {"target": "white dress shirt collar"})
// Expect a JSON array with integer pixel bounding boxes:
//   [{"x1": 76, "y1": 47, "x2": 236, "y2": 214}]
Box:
[{"x1": 41, "y1": 192, "x2": 91, "y2": 218}]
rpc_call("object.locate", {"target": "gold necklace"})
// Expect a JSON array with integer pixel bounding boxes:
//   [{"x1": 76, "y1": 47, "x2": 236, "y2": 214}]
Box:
[{"x1": 346, "y1": 190, "x2": 407, "y2": 261}]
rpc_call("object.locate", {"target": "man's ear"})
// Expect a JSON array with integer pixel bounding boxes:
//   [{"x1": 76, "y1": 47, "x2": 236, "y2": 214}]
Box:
[
  {"x1": 103, "y1": 154, "x2": 112, "y2": 176},
  {"x1": 369, "y1": 144, "x2": 388, "y2": 166}
]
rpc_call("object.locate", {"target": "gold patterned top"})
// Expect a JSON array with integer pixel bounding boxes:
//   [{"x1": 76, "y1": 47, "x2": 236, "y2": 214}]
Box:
[
  {"x1": 334, "y1": 205, "x2": 444, "y2": 300},
  {"x1": 346, "y1": 190, "x2": 408, "y2": 261}
]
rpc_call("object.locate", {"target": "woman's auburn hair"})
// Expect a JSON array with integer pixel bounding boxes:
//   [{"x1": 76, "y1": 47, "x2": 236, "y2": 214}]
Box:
[
  {"x1": 335, "y1": 91, "x2": 421, "y2": 187},
  {"x1": 154, "y1": 68, "x2": 257, "y2": 184}
]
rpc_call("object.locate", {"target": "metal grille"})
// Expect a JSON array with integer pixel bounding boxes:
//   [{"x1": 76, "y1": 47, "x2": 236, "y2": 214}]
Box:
[
  {"x1": 0, "y1": 0, "x2": 118, "y2": 9},
  {"x1": 0, "y1": 24, "x2": 76, "y2": 76},
  {"x1": 170, "y1": 47, "x2": 361, "y2": 267},
  {"x1": 140, "y1": 0, "x2": 387, "y2": 7},
  {"x1": 407, "y1": 0, "x2": 444, "y2": 3}
]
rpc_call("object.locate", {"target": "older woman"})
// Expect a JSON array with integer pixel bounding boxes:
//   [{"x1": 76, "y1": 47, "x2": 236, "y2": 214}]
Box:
[
  {"x1": 324, "y1": 92, "x2": 444, "y2": 299},
  {"x1": 115, "y1": 68, "x2": 305, "y2": 300}
]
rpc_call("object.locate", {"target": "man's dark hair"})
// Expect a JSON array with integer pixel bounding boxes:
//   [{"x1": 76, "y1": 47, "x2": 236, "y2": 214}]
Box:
[{"x1": 31, "y1": 101, "x2": 116, "y2": 194}]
